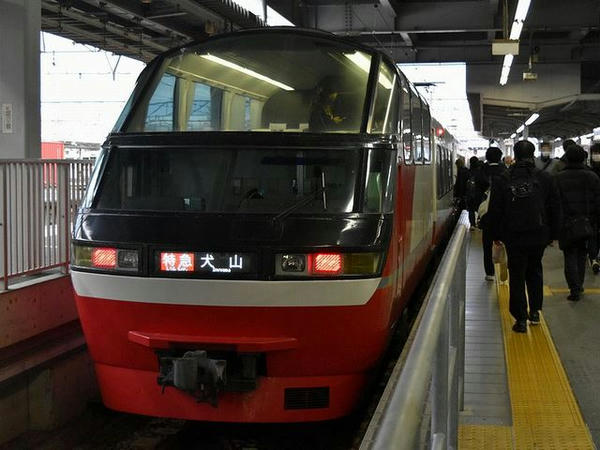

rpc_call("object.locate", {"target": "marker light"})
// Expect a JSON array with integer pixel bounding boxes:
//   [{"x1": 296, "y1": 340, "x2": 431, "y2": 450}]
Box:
[
  {"x1": 92, "y1": 247, "x2": 117, "y2": 269},
  {"x1": 312, "y1": 253, "x2": 343, "y2": 274},
  {"x1": 436, "y1": 127, "x2": 445, "y2": 137},
  {"x1": 72, "y1": 244, "x2": 139, "y2": 272}
]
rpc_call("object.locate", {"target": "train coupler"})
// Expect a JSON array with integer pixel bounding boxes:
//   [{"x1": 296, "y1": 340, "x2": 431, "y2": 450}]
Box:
[{"x1": 157, "y1": 350, "x2": 226, "y2": 407}]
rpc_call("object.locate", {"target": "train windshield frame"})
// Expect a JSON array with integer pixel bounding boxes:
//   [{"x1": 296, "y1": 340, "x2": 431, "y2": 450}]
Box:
[
  {"x1": 115, "y1": 32, "x2": 376, "y2": 134},
  {"x1": 89, "y1": 146, "x2": 395, "y2": 215}
]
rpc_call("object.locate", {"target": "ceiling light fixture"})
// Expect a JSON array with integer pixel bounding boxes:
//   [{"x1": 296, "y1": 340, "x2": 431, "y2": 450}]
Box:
[
  {"x1": 499, "y1": 54, "x2": 514, "y2": 85},
  {"x1": 499, "y1": 0, "x2": 532, "y2": 86},
  {"x1": 510, "y1": 0, "x2": 533, "y2": 40},
  {"x1": 200, "y1": 53, "x2": 294, "y2": 91},
  {"x1": 516, "y1": 124, "x2": 525, "y2": 133},
  {"x1": 525, "y1": 112, "x2": 539, "y2": 126},
  {"x1": 511, "y1": 133, "x2": 517, "y2": 139}
]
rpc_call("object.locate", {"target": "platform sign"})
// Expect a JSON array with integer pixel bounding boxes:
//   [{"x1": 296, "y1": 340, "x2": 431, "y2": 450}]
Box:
[{"x1": 2, "y1": 103, "x2": 13, "y2": 134}]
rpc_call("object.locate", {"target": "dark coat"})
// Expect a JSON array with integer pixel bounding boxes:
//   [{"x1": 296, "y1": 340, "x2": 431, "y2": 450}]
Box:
[
  {"x1": 477, "y1": 163, "x2": 507, "y2": 228},
  {"x1": 488, "y1": 159, "x2": 561, "y2": 247},
  {"x1": 465, "y1": 166, "x2": 486, "y2": 210},
  {"x1": 555, "y1": 163, "x2": 600, "y2": 225},
  {"x1": 453, "y1": 166, "x2": 470, "y2": 201}
]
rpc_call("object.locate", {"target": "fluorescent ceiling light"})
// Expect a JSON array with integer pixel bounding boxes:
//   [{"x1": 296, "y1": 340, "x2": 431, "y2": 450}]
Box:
[
  {"x1": 201, "y1": 53, "x2": 294, "y2": 91},
  {"x1": 344, "y1": 52, "x2": 393, "y2": 89},
  {"x1": 554, "y1": 137, "x2": 562, "y2": 141},
  {"x1": 511, "y1": 133, "x2": 517, "y2": 139},
  {"x1": 517, "y1": 124, "x2": 525, "y2": 133},
  {"x1": 525, "y1": 112, "x2": 539, "y2": 126},
  {"x1": 509, "y1": 0, "x2": 532, "y2": 40},
  {"x1": 499, "y1": 54, "x2": 514, "y2": 85}
]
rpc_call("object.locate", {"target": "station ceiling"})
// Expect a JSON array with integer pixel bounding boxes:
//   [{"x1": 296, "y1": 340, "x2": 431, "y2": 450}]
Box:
[{"x1": 41, "y1": 0, "x2": 600, "y2": 140}]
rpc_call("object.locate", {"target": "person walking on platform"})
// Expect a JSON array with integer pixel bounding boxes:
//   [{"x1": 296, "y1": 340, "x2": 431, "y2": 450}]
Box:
[
  {"x1": 488, "y1": 140, "x2": 561, "y2": 333},
  {"x1": 466, "y1": 156, "x2": 485, "y2": 229},
  {"x1": 555, "y1": 145, "x2": 600, "y2": 301},
  {"x1": 587, "y1": 143, "x2": 600, "y2": 273},
  {"x1": 535, "y1": 141, "x2": 560, "y2": 175},
  {"x1": 477, "y1": 147, "x2": 507, "y2": 281},
  {"x1": 453, "y1": 157, "x2": 469, "y2": 211}
]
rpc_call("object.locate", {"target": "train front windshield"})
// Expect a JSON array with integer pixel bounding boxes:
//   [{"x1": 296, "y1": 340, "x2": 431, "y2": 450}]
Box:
[
  {"x1": 115, "y1": 33, "x2": 372, "y2": 133},
  {"x1": 94, "y1": 147, "x2": 394, "y2": 214}
]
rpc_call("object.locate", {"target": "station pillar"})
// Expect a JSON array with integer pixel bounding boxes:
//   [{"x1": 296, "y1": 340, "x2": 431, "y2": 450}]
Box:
[{"x1": 0, "y1": 0, "x2": 41, "y2": 159}]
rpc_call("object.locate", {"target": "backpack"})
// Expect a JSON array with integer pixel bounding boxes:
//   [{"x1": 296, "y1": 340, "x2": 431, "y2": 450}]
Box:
[{"x1": 505, "y1": 167, "x2": 546, "y2": 232}]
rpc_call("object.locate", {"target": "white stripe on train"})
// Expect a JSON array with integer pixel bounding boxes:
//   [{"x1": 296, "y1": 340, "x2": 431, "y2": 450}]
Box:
[{"x1": 71, "y1": 271, "x2": 383, "y2": 307}]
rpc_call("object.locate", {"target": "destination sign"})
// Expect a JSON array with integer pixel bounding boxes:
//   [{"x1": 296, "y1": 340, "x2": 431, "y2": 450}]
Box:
[{"x1": 158, "y1": 252, "x2": 255, "y2": 274}]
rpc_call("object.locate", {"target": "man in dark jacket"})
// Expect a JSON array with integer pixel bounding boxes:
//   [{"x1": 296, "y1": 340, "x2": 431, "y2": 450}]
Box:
[
  {"x1": 555, "y1": 145, "x2": 600, "y2": 301},
  {"x1": 487, "y1": 140, "x2": 561, "y2": 333},
  {"x1": 477, "y1": 147, "x2": 507, "y2": 280},
  {"x1": 466, "y1": 156, "x2": 485, "y2": 228},
  {"x1": 453, "y1": 157, "x2": 469, "y2": 211}
]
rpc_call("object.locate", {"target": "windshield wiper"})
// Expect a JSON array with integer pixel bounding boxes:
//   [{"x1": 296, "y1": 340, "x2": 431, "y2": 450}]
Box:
[{"x1": 272, "y1": 171, "x2": 327, "y2": 224}]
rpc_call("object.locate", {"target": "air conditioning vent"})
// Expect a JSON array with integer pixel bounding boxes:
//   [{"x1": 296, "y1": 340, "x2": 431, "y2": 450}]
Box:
[{"x1": 284, "y1": 387, "x2": 329, "y2": 410}]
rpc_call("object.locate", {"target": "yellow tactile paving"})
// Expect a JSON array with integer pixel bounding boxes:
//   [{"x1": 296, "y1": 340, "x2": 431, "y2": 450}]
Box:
[
  {"x1": 459, "y1": 424, "x2": 513, "y2": 449},
  {"x1": 460, "y1": 273, "x2": 595, "y2": 449},
  {"x1": 545, "y1": 286, "x2": 600, "y2": 296}
]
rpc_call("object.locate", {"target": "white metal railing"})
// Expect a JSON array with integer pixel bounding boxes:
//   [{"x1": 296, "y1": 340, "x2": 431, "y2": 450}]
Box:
[
  {"x1": 360, "y1": 211, "x2": 469, "y2": 450},
  {"x1": 0, "y1": 159, "x2": 94, "y2": 290}
]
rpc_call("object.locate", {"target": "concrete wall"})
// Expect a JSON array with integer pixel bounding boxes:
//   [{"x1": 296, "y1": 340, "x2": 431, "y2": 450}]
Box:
[
  {"x1": 0, "y1": 0, "x2": 41, "y2": 159},
  {"x1": 0, "y1": 350, "x2": 98, "y2": 444}
]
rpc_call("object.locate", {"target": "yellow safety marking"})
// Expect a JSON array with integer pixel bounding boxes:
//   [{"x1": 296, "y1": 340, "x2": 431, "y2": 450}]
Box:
[
  {"x1": 495, "y1": 279, "x2": 595, "y2": 449},
  {"x1": 543, "y1": 285, "x2": 553, "y2": 297},
  {"x1": 459, "y1": 424, "x2": 513, "y2": 449},
  {"x1": 547, "y1": 287, "x2": 600, "y2": 295}
]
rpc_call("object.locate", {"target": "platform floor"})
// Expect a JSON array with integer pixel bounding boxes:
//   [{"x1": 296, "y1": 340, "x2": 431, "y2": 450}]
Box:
[{"x1": 459, "y1": 230, "x2": 598, "y2": 449}]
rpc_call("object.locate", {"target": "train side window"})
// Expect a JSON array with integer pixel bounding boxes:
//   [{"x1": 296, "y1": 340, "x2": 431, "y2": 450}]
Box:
[
  {"x1": 422, "y1": 106, "x2": 431, "y2": 164},
  {"x1": 401, "y1": 79, "x2": 412, "y2": 164},
  {"x1": 370, "y1": 61, "x2": 399, "y2": 134},
  {"x1": 144, "y1": 73, "x2": 175, "y2": 132},
  {"x1": 411, "y1": 92, "x2": 423, "y2": 164}
]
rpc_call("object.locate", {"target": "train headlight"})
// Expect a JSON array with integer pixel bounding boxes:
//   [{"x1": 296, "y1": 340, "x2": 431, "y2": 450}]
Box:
[
  {"x1": 281, "y1": 254, "x2": 306, "y2": 272},
  {"x1": 72, "y1": 243, "x2": 139, "y2": 272}
]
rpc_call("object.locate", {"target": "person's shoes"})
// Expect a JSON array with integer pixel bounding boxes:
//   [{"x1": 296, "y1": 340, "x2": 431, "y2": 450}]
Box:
[
  {"x1": 592, "y1": 260, "x2": 600, "y2": 274},
  {"x1": 567, "y1": 292, "x2": 581, "y2": 302},
  {"x1": 512, "y1": 320, "x2": 527, "y2": 333},
  {"x1": 485, "y1": 275, "x2": 495, "y2": 281},
  {"x1": 528, "y1": 310, "x2": 540, "y2": 325}
]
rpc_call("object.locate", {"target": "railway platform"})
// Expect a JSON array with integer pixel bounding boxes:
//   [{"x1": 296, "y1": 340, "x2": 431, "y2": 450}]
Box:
[{"x1": 459, "y1": 229, "x2": 599, "y2": 449}]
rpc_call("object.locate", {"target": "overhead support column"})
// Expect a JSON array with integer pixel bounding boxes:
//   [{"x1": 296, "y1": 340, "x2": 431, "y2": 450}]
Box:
[{"x1": 0, "y1": 0, "x2": 41, "y2": 159}]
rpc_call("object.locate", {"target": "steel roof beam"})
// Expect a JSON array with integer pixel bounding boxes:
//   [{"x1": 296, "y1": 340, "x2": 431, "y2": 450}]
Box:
[
  {"x1": 42, "y1": 1, "x2": 169, "y2": 53},
  {"x1": 42, "y1": 16, "x2": 157, "y2": 61},
  {"x1": 161, "y1": 0, "x2": 227, "y2": 28},
  {"x1": 77, "y1": 0, "x2": 192, "y2": 43}
]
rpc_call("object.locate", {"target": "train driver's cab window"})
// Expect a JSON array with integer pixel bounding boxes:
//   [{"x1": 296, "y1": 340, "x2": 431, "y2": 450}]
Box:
[
  {"x1": 370, "y1": 61, "x2": 399, "y2": 134},
  {"x1": 411, "y1": 90, "x2": 423, "y2": 163},
  {"x1": 122, "y1": 33, "x2": 373, "y2": 134},
  {"x1": 401, "y1": 79, "x2": 412, "y2": 163}
]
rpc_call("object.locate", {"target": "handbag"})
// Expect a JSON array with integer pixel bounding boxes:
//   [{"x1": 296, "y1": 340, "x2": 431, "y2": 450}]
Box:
[{"x1": 560, "y1": 216, "x2": 593, "y2": 249}]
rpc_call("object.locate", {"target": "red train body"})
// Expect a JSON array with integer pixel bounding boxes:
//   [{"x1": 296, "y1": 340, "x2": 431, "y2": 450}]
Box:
[{"x1": 71, "y1": 28, "x2": 459, "y2": 422}]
